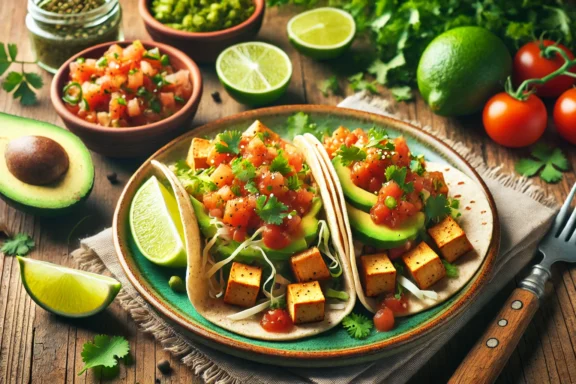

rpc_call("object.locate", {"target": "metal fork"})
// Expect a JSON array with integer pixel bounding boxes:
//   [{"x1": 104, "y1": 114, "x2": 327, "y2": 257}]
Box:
[{"x1": 450, "y1": 183, "x2": 576, "y2": 384}]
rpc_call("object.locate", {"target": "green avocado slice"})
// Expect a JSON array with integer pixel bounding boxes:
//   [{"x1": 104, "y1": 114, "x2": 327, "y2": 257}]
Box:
[
  {"x1": 333, "y1": 156, "x2": 377, "y2": 212},
  {"x1": 347, "y1": 202, "x2": 425, "y2": 249},
  {"x1": 0, "y1": 113, "x2": 94, "y2": 216}
]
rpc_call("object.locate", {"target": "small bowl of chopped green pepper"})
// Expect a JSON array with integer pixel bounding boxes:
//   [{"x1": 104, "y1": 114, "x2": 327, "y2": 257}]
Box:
[{"x1": 139, "y1": 0, "x2": 265, "y2": 63}]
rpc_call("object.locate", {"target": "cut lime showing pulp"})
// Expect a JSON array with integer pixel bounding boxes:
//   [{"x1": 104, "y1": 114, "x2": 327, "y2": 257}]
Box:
[
  {"x1": 18, "y1": 257, "x2": 121, "y2": 317},
  {"x1": 216, "y1": 42, "x2": 292, "y2": 107},
  {"x1": 287, "y1": 7, "x2": 356, "y2": 60},
  {"x1": 130, "y1": 176, "x2": 187, "y2": 267}
]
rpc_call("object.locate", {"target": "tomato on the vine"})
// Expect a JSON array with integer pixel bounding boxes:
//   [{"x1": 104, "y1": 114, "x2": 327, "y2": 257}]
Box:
[
  {"x1": 553, "y1": 88, "x2": 576, "y2": 145},
  {"x1": 483, "y1": 92, "x2": 547, "y2": 148},
  {"x1": 513, "y1": 40, "x2": 576, "y2": 97}
]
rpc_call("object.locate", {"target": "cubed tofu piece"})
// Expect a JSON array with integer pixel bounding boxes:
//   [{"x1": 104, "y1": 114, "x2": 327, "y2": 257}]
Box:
[
  {"x1": 290, "y1": 247, "x2": 331, "y2": 283},
  {"x1": 402, "y1": 242, "x2": 446, "y2": 289},
  {"x1": 242, "y1": 120, "x2": 280, "y2": 141},
  {"x1": 223, "y1": 262, "x2": 262, "y2": 308},
  {"x1": 428, "y1": 216, "x2": 473, "y2": 263},
  {"x1": 360, "y1": 253, "x2": 396, "y2": 297},
  {"x1": 186, "y1": 137, "x2": 212, "y2": 170},
  {"x1": 287, "y1": 281, "x2": 325, "y2": 324}
]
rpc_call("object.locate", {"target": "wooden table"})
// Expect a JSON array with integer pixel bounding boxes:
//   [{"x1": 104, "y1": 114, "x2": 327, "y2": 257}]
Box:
[{"x1": 1, "y1": 1, "x2": 575, "y2": 383}]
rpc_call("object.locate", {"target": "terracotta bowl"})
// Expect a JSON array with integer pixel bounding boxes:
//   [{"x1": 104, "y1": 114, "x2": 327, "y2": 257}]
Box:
[
  {"x1": 139, "y1": 0, "x2": 265, "y2": 63},
  {"x1": 51, "y1": 40, "x2": 203, "y2": 158}
]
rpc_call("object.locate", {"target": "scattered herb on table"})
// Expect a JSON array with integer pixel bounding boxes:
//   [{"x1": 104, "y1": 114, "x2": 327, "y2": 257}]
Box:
[
  {"x1": 0, "y1": 43, "x2": 43, "y2": 105},
  {"x1": 348, "y1": 72, "x2": 378, "y2": 94},
  {"x1": 515, "y1": 143, "x2": 569, "y2": 183},
  {"x1": 79, "y1": 335, "x2": 130, "y2": 376},
  {"x1": 342, "y1": 313, "x2": 373, "y2": 340},
  {"x1": 1, "y1": 233, "x2": 35, "y2": 256},
  {"x1": 442, "y1": 260, "x2": 459, "y2": 278},
  {"x1": 319, "y1": 75, "x2": 340, "y2": 96}
]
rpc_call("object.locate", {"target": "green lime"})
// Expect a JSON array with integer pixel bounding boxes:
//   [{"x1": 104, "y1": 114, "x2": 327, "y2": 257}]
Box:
[
  {"x1": 130, "y1": 176, "x2": 187, "y2": 267},
  {"x1": 417, "y1": 26, "x2": 512, "y2": 116},
  {"x1": 18, "y1": 257, "x2": 121, "y2": 317},
  {"x1": 287, "y1": 7, "x2": 355, "y2": 60},
  {"x1": 216, "y1": 42, "x2": 292, "y2": 107}
]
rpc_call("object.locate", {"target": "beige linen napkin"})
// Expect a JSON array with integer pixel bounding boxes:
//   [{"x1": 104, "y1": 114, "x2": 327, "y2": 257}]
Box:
[{"x1": 73, "y1": 93, "x2": 557, "y2": 384}]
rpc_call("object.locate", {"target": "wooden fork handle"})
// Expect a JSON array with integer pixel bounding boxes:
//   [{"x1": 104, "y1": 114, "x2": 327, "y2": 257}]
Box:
[{"x1": 449, "y1": 288, "x2": 539, "y2": 384}]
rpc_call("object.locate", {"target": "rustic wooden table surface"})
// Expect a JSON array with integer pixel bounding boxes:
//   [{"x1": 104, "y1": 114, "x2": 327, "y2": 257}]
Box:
[{"x1": 1, "y1": 1, "x2": 576, "y2": 383}]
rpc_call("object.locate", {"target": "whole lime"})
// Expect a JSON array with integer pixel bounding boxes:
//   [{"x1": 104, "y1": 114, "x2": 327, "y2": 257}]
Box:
[{"x1": 417, "y1": 26, "x2": 512, "y2": 116}]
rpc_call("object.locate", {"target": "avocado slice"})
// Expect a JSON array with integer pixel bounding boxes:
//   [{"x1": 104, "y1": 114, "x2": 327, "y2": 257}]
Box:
[
  {"x1": 347, "y1": 202, "x2": 425, "y2": 249},
  {"x1": 333, "y1": 156, "x2": 377, "y2": 212},
  {"x1": 0, "y1": 113, "x2": 94, "y2": 216},
  {"x1": 190, "y1": 196, "x2": 321, "y2": 262}
]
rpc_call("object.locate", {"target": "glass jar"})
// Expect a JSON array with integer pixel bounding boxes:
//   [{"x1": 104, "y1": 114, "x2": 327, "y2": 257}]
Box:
[{"x1": 26, "y1": 0, "x2": 123, "y2": 74}]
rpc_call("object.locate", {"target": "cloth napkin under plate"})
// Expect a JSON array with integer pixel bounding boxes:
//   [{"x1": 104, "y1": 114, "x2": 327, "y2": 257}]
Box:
[{"x1": 72, "y1": 93, "x2": 557, "y2": 384}]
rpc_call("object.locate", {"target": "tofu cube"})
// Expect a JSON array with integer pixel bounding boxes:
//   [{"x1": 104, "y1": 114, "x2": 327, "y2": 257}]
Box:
[
  {"x1": 186, "y1": 138, "x2": 212, "y2": 170},
  {"x1": 290, "y1": 247, "x2": 331, "y2": 283},
  {"x1": 287, "y1": 281, "x2": 325, "y2": 324},
  {"x1": 223, "y1": 262, "x2": 262, "y2": 307},
  {"x1": 428, "y1": 216, "x2": 473, "y2": 263},
  {"x1": 359, "y1": 253, "x2": 396, "y2": 297},
  {"x1": 242, "y1": 120, "x2": 280, "y2": 141},
  {"x1": 402, "y1": 242, "x2": 446, "y2": 289}
]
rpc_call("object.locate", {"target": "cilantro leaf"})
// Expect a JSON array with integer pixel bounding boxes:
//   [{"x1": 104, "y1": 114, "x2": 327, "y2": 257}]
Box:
[
  {"x1": 286, "y1": 175, "x2": 302, "y2": 191},
  {"x1": 410, "y1": 155, "x2": 426, "y2": 176},
  {"x1": 342, "y1": 313, "x2": 373, "y2": 340},
  {"x1": 442, "y1": 260, "x2": 459, "y2": 278},
  {"x1": 0, "y1": 43, "x2": 9, "y2": 76},
  {"x1": 390, "y1": 86, "x2": 413, "y2": 101},
  {"x1": 1, "y1": 233, "x2": 34, "y2": 256},
  {"x1": 515, "y1": 144, "x2": 569, "y2": 183},
  {"x1": 424, "y1": 194, "x2": 451, "y2": 225},
  {"x1": 2, "y1": 71, "x2": 22, "y2": 91},
  {"x1": 7, "y1": 43, "x2": 17, "y2": 61},
  {"x1": 231, "y1": 158, "x2": 256, "y2": 182},
  {"x1": 255, "y1": 195, "x2": 289, "y2": 225},
  {"x1": 244, "y1": 180, "x2": 259, "y2": 194},
  {"x1": 79, "y1": 335, "x2": 130, "y2": 375},
  {"x1": 385, "y1": 165, "x2": 414, "y2": 193},
  {"x1": 269, "y1": 151, "x2": 292, "y2": 176},
  {"x1": 319, "y1": 75, "x2": 340, "y2": 96},
  {"x1": 348, "y1": 72, "x2": 378, "y2": 94},
  {"x1": 366, "y1": 126, "x2": 391, "y2": 148},
  {"x1": 14, "y1": 82, "x2": 37, "y2": 106},
  {"x1": 25, "y1": 72, "x2": 43, "y2": 89},
  {"x1": 215, "y1": 130, "x2": 241, "y2": 155},
  {"x1": 337, "y1": 145, "x2": 367, "y2": 166}
]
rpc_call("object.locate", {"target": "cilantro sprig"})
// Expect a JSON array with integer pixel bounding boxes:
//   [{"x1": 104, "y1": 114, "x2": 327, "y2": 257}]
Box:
[
  {"x1": 385, "y1": 165, "x2": 414, "y2": 193},
  {"x1": 1, "y1": 233, "x2": 35, "y2": 256},
  {"x1": 79, "y1": 335, "x2": 130, "y2": 376},
  {"x1": 348, "y1": 72, "x2": 378, "y2": 94},
  {"x1": 255, "y1": 195, "x2": 290, "y2": 225},
  {"x1": 286, "y1": 175, "x2": 302, "y2": 191},
  {"x1": 442, "y1": 260, "x2": 459, "y2": 278},
  {"x1": 342, "y1": 313, "x2": 373, "y2": 340},
  {"x1": 215, "y1": 130, "x2": 242, "y2": 155},
  {"x1": 269, "y1": 151, "x2": 292, "y2": 175},
  {"x1": 231, "y1": 158, "x2": 256, "y2": 182},
  {"x1": 337, "y1": 145, "x2": 367, "y2": 166},
  {"x1": 515, "y1": 144, "x2": 569, "y2": 184},
  {"x1": 319, "y1": 75, "x2": 340, "y2": 96},
  {"x1": 424, "y1": 194, "x2": 452, "y2": 225},
  {"x1": 0, "y1": 43, "x2": 43, "y2": 105}
]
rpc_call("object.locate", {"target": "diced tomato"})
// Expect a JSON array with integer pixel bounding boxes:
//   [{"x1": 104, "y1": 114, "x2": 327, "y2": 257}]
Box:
[
  {"x1": 245, "y1": 137, "x2": 268, "y2": 167},
  {"x1": 284, "y1": 215, "x2": 302, "y2": 236},
  {"x1": 127, "y1": 69, "x2": 144, "y2": 89},
  {"x1": 391, "y1": 137, "x2": 410, "y2": 167},
  {"x1": 70, "y1": 59, "x2": 100, "y2": 83},
  {"x1": 109, "y1": 97, "x2": 127, "y2": 121},
  {"x1": 217, "y1": 185, "x2": 236, "y2": 202},
  {"x1": 263, "y1": 225, "x2": 292, "y2": 249},
  {"x1": 159, "y1": 92, "x2": 176, "y2": 111},
  {"x1": 260, "y1": 309, "x2": 293, "y2": 333},
  {"x1": 122, "y1": 40, "x2": 145, "y2": 62},
  {"x1": 231, "y1": 227, "x2": 247, "y2": 242},
  {"x1": 127, "y1": 99, "x2": 141, "y2": 117},
  {"x1": 210, "y1": 164, "x2": 234, "y2": 188},
  {"x1": 222, "y1": 197, "x2": 255, "y2": 230},
  {"x1": 284, "y1": 144, "x2": 304, "y2": 172},
  {"x1": 374, "y1": 306, "x2": 395, "y2": 332},
  {"x1": 382, "y1": 295, "x2": 409, "y2": 315},
  {"x1": 258, "y1": 170, "x2": 286, "y2": 197},
  {"x1": 105, "y1": 44, "x2": 123, "y2": 60},
  {"x1": 203, "y1": 192, "x2": 223, "y2": 211},
  {"x1": 140, "y1": 60, "x2": 156, "y2": 76}
]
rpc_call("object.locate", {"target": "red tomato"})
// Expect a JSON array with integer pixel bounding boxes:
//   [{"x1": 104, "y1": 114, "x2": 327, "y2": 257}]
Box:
[
  {"x1": 553, "y1": 88, "x2": 576, "y2": 145},
  {"x1": 383, "y1": 295, "x2": 409, "y2": 315},
  {"x1": 260, "y1": 309, "x2": 293, "y2": 333},
  {"x1": 262, "y1": 225, "x2": 292, "y2": 250},
  {"x1": 513, "y1": 40, "x2": 576, "y2": 98},
  {"x1": 373, "y1": 306, "x2": 395, "y2": 332},
  {"x1": 483, "y1": 93, "x2": 547, "y2": 148}
]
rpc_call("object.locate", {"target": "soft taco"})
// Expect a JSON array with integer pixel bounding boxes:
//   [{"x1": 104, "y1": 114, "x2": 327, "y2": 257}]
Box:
[
  {"x1": 155, "y1": 121, "x2": 356, "y2": 340},
  {"x1": 299, "y1": 126, "x2": 493, "y2": 327}
]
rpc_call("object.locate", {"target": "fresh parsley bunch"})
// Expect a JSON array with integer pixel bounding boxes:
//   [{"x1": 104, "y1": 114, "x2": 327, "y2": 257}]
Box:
[{"x1": 0, "y1": 43, "x2": 43, "y2": 105}]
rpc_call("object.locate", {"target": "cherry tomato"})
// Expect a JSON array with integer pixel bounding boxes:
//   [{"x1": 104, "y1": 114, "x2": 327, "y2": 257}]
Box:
[
  {"x1": 383, "y1": 294, "x2": 409, "y2": 315},
  {"x1": 260, "y1": 309, "x2": 293, "y2": 333},
  {"x1": 373, "y1": 306, "x2": 395, "y2": 332},
  {"x1": 553, "y1": 88, "x2": 576, "y2": 145},
  {"x1": 513, "y1": 40, "x2": 576, "y2": 97},
  {"x1": 262, "y1": 225, "x2": 292, "y2": 250},
  {"x1": 483, "y1": 92, "x2": 547, "y2": 148}
]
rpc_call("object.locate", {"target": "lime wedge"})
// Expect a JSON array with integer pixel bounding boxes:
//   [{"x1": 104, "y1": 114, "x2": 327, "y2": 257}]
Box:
[
  {"x1": 18, "y1": 257, "x2": 121, "y2": 317},
  {"x1": 287, "y1": 7, "x2": 356, "y2": 60},
  {"x1": 130, "y1": 176, "x2": 187, "y2": 267},
  {"x1": 216, "y1": 42, "x2": 292, "y2": 107}
]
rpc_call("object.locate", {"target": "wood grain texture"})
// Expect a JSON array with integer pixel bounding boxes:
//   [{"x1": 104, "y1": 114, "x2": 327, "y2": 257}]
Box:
[{"x1": 0, "y1": 1, "x2": 575, "y2": 383}]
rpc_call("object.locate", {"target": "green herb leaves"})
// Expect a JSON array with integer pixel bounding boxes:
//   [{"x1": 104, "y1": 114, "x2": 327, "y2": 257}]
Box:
[
  {"x1": 79, "y1": 335, "x2": 130, "y2": 375},
  {"x1": 342, "y1": 313, "x2": 373, "y2": 340},
  {"x1": 348, "y1": 72, "x2": 378, "y2": 94},
  {"x1": 515, "y1": 144, "x2": 569, "y2": 183},
  {"x1": 0, "y1": 43, "x2": 43, "y2": 106},
  {"x1": 337, "y1": 145, "x2": 366, "y2": 166},
  {"x1": 286, "y1": 175, "x2": 302, "y2": 191},
  {"x1": 319, "y1": 75, "x2": 340, "y2": 96},
  {"x1": 269, "y1": 151, "x2": 292, "y2": 175},
  {"x1": 231, "y1": 158, "x2": 256, "y2": 182},
  {"x1": 424, "y1": 194, "x2": 451, "y2": 225},
  {"x1": 255, "y1": 195, "x2": 290, "y2": 225},
  {"x1": 385, "y1": 165, "x2": 414, "y2": 193},
  {"x1": 215, "y1": 130, "x2": 242, "y2": 155},
  {"x1": 1, "y1": 233, "x2": 34, "y2": 256},
  {"x1": 442, "y1": 260, "x2": 459, "y2": 278}
]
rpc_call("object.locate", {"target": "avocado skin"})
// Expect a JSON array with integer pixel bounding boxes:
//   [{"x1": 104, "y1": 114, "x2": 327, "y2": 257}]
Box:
[
  {"x1": 347, "y1": 202, "x2": 425, "y2": 249},
  {"x1": 332, "y1": 156, "x2": 377, "y2": 211}
]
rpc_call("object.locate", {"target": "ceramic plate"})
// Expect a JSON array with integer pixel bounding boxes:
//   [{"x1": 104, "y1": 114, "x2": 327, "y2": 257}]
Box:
[{"x1": 113, "y1": 105, "x2": 499, "y2": 367}]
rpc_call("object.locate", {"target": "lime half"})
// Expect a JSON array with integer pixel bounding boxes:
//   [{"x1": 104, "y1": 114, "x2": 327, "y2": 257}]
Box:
[
  {"x1": 216, "y1": 42, "x2": 292, "y2": 107},
  {"x1": 130, "y1": 176, "x2": 187, "y2": 267},
  {"x1": 18, "y1": 257, "x2": 121, "y2": 317},
  {"x1": 287, "y1": 7, "x2": 356, "y2": 60}
]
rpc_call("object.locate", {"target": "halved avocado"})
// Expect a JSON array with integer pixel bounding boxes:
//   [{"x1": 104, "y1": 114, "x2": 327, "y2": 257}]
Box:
[
  {"x1": 346, "y1": 202, "x2": 425, "y2": 248},
  {"x1": 0, "y1": 113, "x2": 94, "y2": 216},
  {"x1": 333, "y1": 156, "x2": 377, "y2": 212},
  {"x1": 190, "y1": 196, "x2": 321, "y2": 262}
]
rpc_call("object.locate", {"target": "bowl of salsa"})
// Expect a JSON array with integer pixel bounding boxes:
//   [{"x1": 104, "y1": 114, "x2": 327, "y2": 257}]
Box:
[{"x1": 51, "y1": 40, "x2": 203, "y2": 158}]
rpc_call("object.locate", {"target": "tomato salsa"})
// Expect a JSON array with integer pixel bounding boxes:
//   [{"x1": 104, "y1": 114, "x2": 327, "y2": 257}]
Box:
[
  {"x1": 192, "y1": 127, "x2": 316, "y2": 249},
  {"x1": 62, "y1": 40, "x2": 192, "y2": 127},
  {"x1": 324, "y1": 126, "x2": 449, "y2": 228}
]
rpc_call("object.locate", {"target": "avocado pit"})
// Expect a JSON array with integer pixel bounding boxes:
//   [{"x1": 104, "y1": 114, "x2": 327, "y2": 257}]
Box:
[{"x1": 5, "y1": 136, "x2": 70, "y2": 185}]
